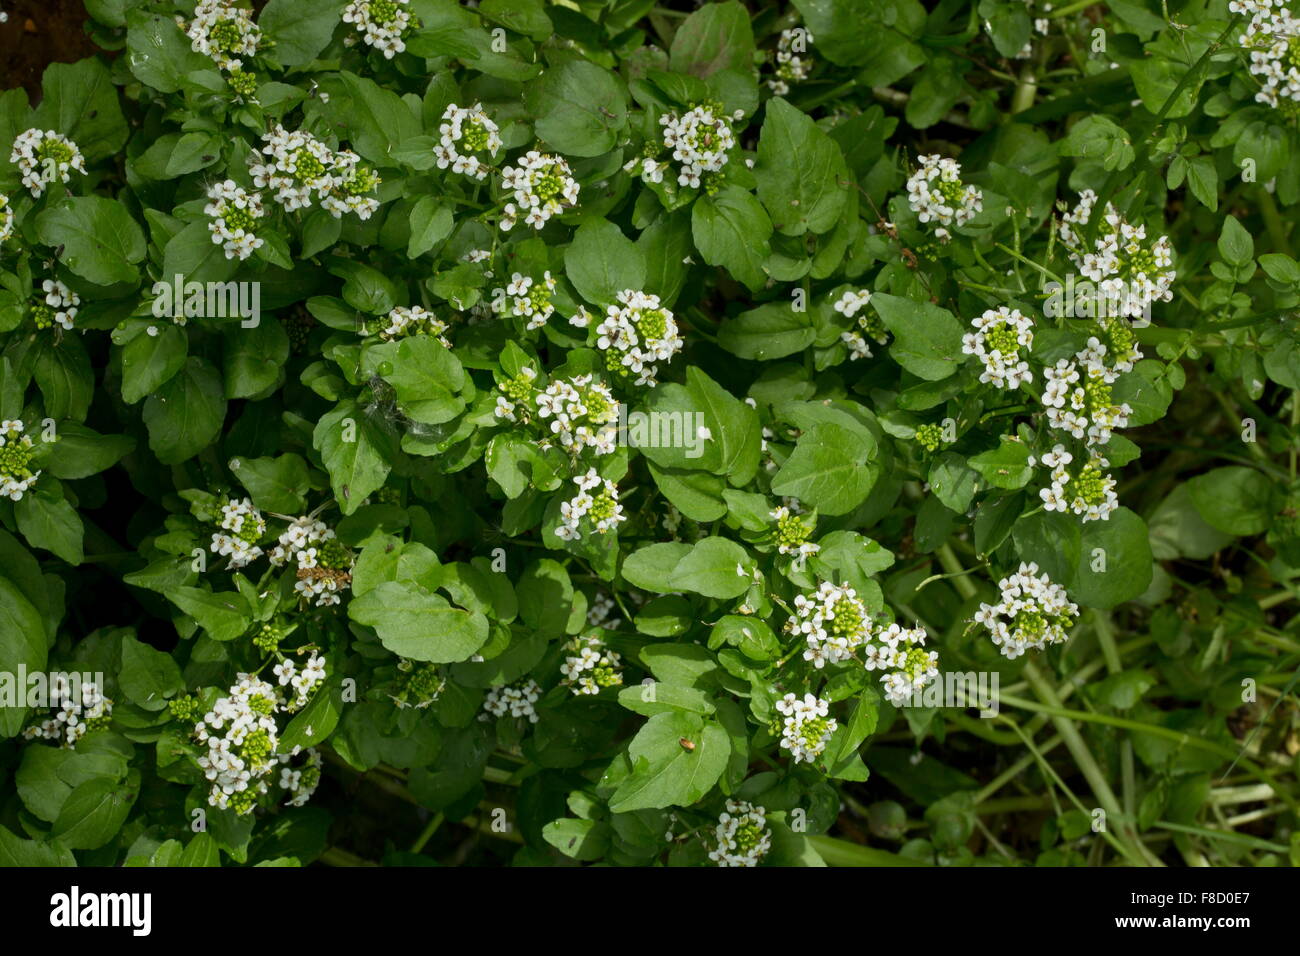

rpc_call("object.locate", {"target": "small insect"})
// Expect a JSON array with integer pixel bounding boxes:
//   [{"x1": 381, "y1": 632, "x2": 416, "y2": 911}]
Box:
[{"x1": 679, "y1": 737, "x2": 695, "y2": 751}]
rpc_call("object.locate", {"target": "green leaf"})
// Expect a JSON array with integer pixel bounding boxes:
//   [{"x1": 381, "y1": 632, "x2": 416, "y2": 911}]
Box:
[
  {"x1": 526, "y1": 59, "x2": 628, "y2": 157},
  {"x1": 692, "y1": 185, "x2": 773, "y2": 292},
  {"x1": 1071, "y1": 507, "x2": 1154, "y2": 609},
  {"x1": 126, "y1": 10, "x2": 210, "y2": 94},
  {"x1": 0, "y1": 575, "x2": 46, "y2": 737},
  {"x1": 376, "y1": 336, "x2": 466, "y2": 425},
  {"x1": 114, "y1": 319, "x2": 187, "y2": 405},
  {"x1": 564, "y1": 218, "x2": 646, "y2": 305},
  {"x1": 668, "y1": 0, "x2": 755, "y2": 78},
  {"x1": 1186, "y1": 466, "x2": 1275, "y2": 536},
  {"x1": 0, "y1": 825, "x2": 75, "y2": 866},
  {"x1": 717, "y1": 301, "x2": 814, "y2": 359},
  {"x1": 15, "y1": 489, "x2": 84, "y2": 565},
  {"x1": 166, "y1": 587, "x2": 253, "y2": 642},
  {"x1": 32, "y1": 58, "x2": 128, "y2": 162},
  {"x1": 118, "y1": 632, "x2": 184, "y2": 710},
  {"x1": 871, "y1": 293, "x2": 965, "y2": 380},
  {"x1": 142, "y1": 357, "x2": 227, "y2": 465},
  {"x1": 967, "y1": 438, "x2": 1034, "y2": 490},
  {"x1": 313, "y1": 400, "x2": 396, "y2": 515},
  {"x1": 229, "y1": 453, "x2": 312, "y2": 514},
  {"x1": 51, "y1": 773, "x2": 139, "y2": 850},
  {"x1": 1217, "y1": 215, "x2": 1254, "y2": 269},
  {"x1": 408, "y1": 198, "x2": 454, "y2": 258},
  {"x1": 608, "y1": 712, "x2": 729, "y2": 812},
  {"x1": 771, "y1": 422, "x2": 878, "y2": 515},
  {"x1": 41, "y1": 424, "x2": 135, "y2": 480},
  {"x1": 260, "y1": 0, "x2": 347, "y2": 67},
  {"x1": 670, "y1": 536, "x2": 752, "y2": 599},
  {"x1": 755, "y1": 98, "x2": 850, "y2": 236},
  {"x1": 36, "y1": 197, "x2": 146, "y2": 286},
  {"x1": 349, "y1": 580, "x2": 491, "y2": 662}
]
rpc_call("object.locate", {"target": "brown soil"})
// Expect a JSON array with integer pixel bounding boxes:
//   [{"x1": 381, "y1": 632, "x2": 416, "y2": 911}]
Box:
[{"x1": 0, "y1": 0, "x2": 101, "y2": 100}]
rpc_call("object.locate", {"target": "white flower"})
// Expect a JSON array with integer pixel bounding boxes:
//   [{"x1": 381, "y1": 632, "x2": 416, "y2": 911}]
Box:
[
  {"x1": 774, "y1": 692, "x2": 836, "y2": 763},
  {"x1": 906, "y1": 154, "x2": 982, "y2": 241},
  {"x1": 184, "y1": 0, "x2": 261, "y2": 72},
  {"x1": 482, "y1": 679, "x2": 542, "y2": 723},
  {"x1": 1235, "y1": 3, "x2": 1300, "y2": 109},
  {"x1": 962, "y1": 306, "x2": 1035, "y2": 388},
  {"x1": 376, "y1": 304, "x2": 450, "y2": 346},
  {"x1": 556, "y1": 470, "x2": 625, "y2": 540},
  {"x1": 560, "y1": 634, "x2": 624, "y2": 695},
  {"x1": 22, "y1": 680, "x2": 112, "y2": 748},
  {"x1": 594, "y1": 289, "x2": 683, "y2": 387},
  {"x1": 656, "y1": 105, "x2": 736, "y2": 188},
  {"x1": 249, "y1": 125, "x2": 380, "y2": 218},
  {"x1": 342, "y1": 0, "x2": 414, "y2": 59},
  {"x1": 499, "y1": 151, "x2": 579, "y2": 230},
  {"x1": 709, "y1": 800, "x2": 772, "y2": 866},
  {"x1": 204, "y1": 180, "x2": 265, "y2": 260},
  {"x1": 10, "y1": 129, "x2": 86, "y2": 198},
  {"x1": 434, "y1": 103, "x2": 502, "y2": 180},
  {"x1": 766, "y1": 28, "x2": 815, "y2": 95},
  {"x1": 974, "y1": 562, "x2": 1079, "y2": 659}
]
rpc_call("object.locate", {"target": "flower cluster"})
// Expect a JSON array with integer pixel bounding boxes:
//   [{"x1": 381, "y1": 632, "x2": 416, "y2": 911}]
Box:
[
  {"x1": 268, "y1": 516, "x2": 354, "y2": 607},
  {"x1": 0, "y1": 193, "x2": 14, "y2": 242},
  {"x1": 1233, "y1": 1, "x2": 1300, "y2": 110},
  {"x1": 769, "y1": 505, "x2": 819, "y2": 562},
  {"x1": 494, "y1": 271, "x2": 558, "y2": 330},
  {"x1": 482, "y1": 679, "x2": 542, "y2": 723},
  {"x1": 785, "y1": 581, "x2": 940, "y2": 704},
  {"x1": 390, "y1": 660, "x2": 445, "y2": 709},
  {"x1": 709, "y1": 800, "x2": 772, "y2": 867},
  {"x1": 872, "y1": 624, "x2": 941, "y2": 706},
  {"x1": 209, "y1": 496, "x2": 266, "y2": 569},
  {"x1": 342, "y1": 0, "x2": 415, "y2": 59},
  {"x1": 184, "y1": 0, "x2": 261, "y2": 72},
  {"x1": 595, "y1": 289, "x2": 684, "y2": 386},
  {"x1": 557, "y1": 469, "x2": 626, "y2": 540},
  {"x1": 499, "y1": 151, "x2": 580, "y2": 230},
  {"x1": 435, "y1": 103, "x2": 503, "y2": 181},
  {"x1": 193, "y1": 670, "x2": 324, "y2": 814},
  {"x1": 204, "y1": 180, "x2": 265, "y2": 261},
  {"x1": 1057, "y1": 190, "x2": 1174, "y2": 322},
  {"x1": 271, "y1": 653, "x2": 329, "y2": 710},
  {"x1": 0, "y1": 420, "x2": 39, "y2": 501},
  {"x1": 1033, "y1": 444, "x2": 1120, "y2": 522},
  {"x1": 587, "y1": 591, "x2": 620, "y2": 629},
  {"x1": 279, "y1": 749, "x2": 323, "y2": 808},
  {"x1": 249, "y1": 125, "x2": 381, "y2": 219},
  {"x1": 10, "y1": 129, "x2": 86, "y2": 198},
  {"x1": 774, "y1": 692, "x2": 836, "y2": 764},
  {"x1": 658, "y1": 104, "x2": 736, "y2": 189},
  {"x1": 767, "y1": 28, "x2": 814, "y2": 96},
  {"x1": 496, "y1": 371, "x2": 619, "y2": 456},
  {"x1": 963, "y1": 306, "x2": 1035, "y2": 388},
  {"x1": 835, "y1": 289, "x2": 887, "y2": 360},
  {"x1": 377, "y1": 305, "x2": 451, "y2": 346},
  {"x1": 915, "y1": 423, "x2": 952, "y2": 452},
  {"x1": 973, "y1": 562, "x2": 1079, "y2": 659},
  {"x1": 559, "y1": 634, "x2": 624, "y2": 695},
  {"x1": 23, "y1": 679, "x2": 112, "y2": 748},
  {"x1": 1041, "y1": 340, "x2": 1133, "y2": 447},
  {"x1": 906, "y1": 154, "x2": 983, "y2": 240},
  {"x1": 30, "y1": 279, "x2": 79, "y2": 332}
]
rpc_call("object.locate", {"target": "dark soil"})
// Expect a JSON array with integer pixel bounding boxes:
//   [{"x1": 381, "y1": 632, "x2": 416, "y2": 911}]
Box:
[{"x1": 0, "y1": 0, "x2": 100, "y2": 100}]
